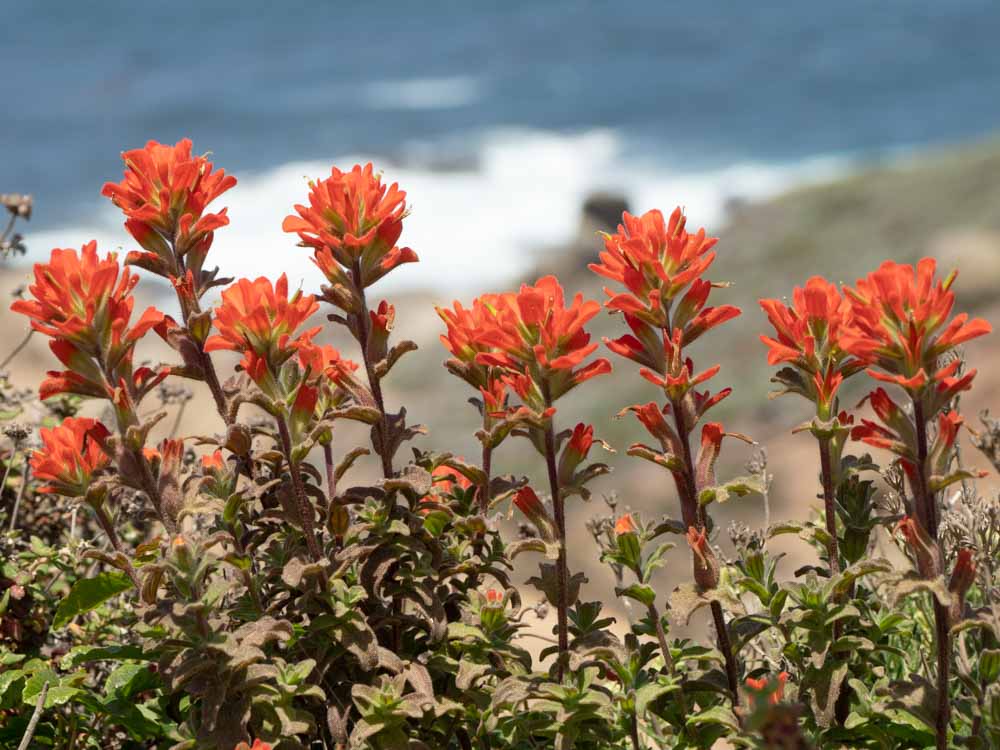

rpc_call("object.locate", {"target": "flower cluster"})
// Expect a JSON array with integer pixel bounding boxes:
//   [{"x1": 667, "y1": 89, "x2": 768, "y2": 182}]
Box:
[
  {"x1": 30, "y1": 417, "x2": 110, "y2": 498},
  {"x1": 10, "y1": 241, "x2": 167, "y2": 411},
  {"x1": 283, "y1": 163, "x2": 417, "y2": 307},
  {"x1": 760, "y1": 275, "x2": 864, "y2": 420},
  {"x1": 102, "y1": 138, "x2": 236, "y2": 291}
]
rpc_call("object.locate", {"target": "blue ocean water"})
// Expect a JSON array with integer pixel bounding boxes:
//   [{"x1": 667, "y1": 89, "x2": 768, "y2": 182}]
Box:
[{"x1": 4, "y1": 1, "x2": 1000, "y2": 288}]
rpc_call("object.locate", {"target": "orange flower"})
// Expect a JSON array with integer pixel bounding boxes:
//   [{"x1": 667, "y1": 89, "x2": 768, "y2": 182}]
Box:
[
  {"x1": 234, "y1": 741, "x2": 271, "y2": 750},
  {"x1": 842, "y1": 258, "x2": 991, "y2": 394},
  {"x1": 102, "y1": 139, "x2": 236, "y2": 275},
  {"x1": 614, "y1": 513, "x2": 637, "y2": 535},
  {"x1": 485, "y1": 588, "x2": 504, "y2": 604},
  {"x1": 31, "y1": 418, "x2": 111, "y2": 497},
  {"x1": 205, "y1": 274, "x2": 320, "y2": 382},
  {"x1": 473, "y1": 276, "x2": 612, "y2": 402},
  {"x1": 201, "y1": 449, "x2": 225, "y2": 474},
  {"x1": 11, "y1": 242, "x2": 163, "y2": 354},
  {"x1": 282, "y1": 163, "x2": 417, "y2": 288},
  {"x1": 745, "y1": 671, "x2": 789, "y2": 706},
  {"x1": 590, "y1": 207, "x2": 718, "y2": 322}
]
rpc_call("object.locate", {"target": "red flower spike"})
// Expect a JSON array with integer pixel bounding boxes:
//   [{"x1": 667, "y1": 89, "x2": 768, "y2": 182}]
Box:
[
  {"x1": 590, "y1": 207, "x2": 719, "y2": 324},
  {"x1": 11, "y1": 242, "x2": 163, "y2": 357},
  {"x1": 760, "y1": 276, "x2": 862, "y2": 416},
  {"x1": 842, "y1": 258, "x2": 991, "y2": 395},
  {"x1": 686, "y1": 526, "x2": 720, "y2": 592},
  {"x1": 468, "y1": 276, "x2": 611, "y2": 403},
  {"x1": 283, "y1": 163, "x2": 417, "y2": 289},
  {"x1": 102, "y1": 138, "x2": 236, "y2": 266},
  {"x1": 31, "y1": 418, "x2": 111, "y2": 497},
  {"x1": 205, "y1": 274, "x2": 320, "y2": 382}
]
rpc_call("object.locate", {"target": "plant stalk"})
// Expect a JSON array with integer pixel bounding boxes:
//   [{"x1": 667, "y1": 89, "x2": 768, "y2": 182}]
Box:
[
  {"x1": 646, "y1": 602, "x2": 688, "y2": 715},
  {"x1": 542, "y1": 413, "x2": 570, "y2": 680},
  {"x1": 911, "y1": 395, "x2": 949, "y2": 750},
  {"x1": 276, "y1": 415, "x2": 322, "y2": 561}
]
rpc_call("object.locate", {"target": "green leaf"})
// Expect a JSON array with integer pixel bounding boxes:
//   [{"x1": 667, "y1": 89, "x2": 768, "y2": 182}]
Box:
[
  {"x1": 61, "y1": 644, "x2": 146, "y2": 669},
  {"x1": 615, "y1": 583, "x2": 656, "y2": 607},
  {"x1": 53, "y1": 571, "x2": 133, "y2": 629}
]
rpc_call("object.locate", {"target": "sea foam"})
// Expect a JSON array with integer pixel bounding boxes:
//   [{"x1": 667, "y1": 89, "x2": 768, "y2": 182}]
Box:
[{"x1": 23, "y1": 128, "x2": 849, "y2": 297}]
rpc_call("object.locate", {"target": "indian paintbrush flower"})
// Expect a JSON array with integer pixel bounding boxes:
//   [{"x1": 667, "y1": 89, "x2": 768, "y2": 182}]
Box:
[
  {"x1": 30, "y1": 417, "x2": 111, "y2": 497},
  {"x1": 102, "y1": 138, "x2": 236, "y2": 282},
  {"x1": 282, "y1": 163, "x2": 417, "y2": 296}
]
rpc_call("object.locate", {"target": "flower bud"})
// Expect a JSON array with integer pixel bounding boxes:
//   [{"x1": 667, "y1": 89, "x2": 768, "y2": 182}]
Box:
[
  {"x1": 225, "y1": 424, "x2": 253, "y2": 456},
  {"x1": 687, "y1": 526, "x2": 719, "y2": 592},
  {"x1": 897, "y1": 516, "x2": 941, "y2": 579},
  {"x1": 948, "y1": 548, "x2": 976, "y2": 624}
]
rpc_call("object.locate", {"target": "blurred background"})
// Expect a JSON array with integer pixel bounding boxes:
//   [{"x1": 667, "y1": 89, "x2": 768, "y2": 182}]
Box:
[{"x1": 3, "y1": 0, "x2": 1000, "y2": 627}]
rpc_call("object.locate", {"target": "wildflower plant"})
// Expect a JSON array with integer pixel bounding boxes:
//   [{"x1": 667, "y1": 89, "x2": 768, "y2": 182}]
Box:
[{"x1": 0, "y1": 139, "x2": 997, "y2": 750}]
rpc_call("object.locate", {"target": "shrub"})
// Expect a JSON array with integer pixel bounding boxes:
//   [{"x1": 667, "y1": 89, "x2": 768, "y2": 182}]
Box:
[{"x1": 0, "y1": 139, "x2": 997, "y2": 749}]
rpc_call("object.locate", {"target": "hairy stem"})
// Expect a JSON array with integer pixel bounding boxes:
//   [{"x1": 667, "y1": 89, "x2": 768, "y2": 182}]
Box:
[
  {"x1": 911, "y1": 396, "x2": 949, "y2": 749},
  {"x1": 351, "y1": 261, "x2": 394, "y2": 480},
  {"x1": 276, "y1": 415, "x2": 322, "y2": 561},
  {"x1": 670, "y1": 394, "x2": 740, "y2": 705},
  {"x1": 818, "y1": 437, "x2": 841, "y2": 577},
  {"x1": 628, "y1": 710, "x2": 642, "y2": 750},
  {"x1": 710, "y1": 599, "x2": 739, "y2": 704},
  {"x1": 479, "y1": 442, "x2": 492, "y2": 515},
  {"x1": 543, "y1": 414, "x2": 570, "y2": 680},
  {"x1": 93, "y1": 504, "x2": 142, "y2": 589},
  {"x1": 323, "y1": 441, "x2": 337, "y2": 510},
  {"x1": 646, "y1": 603, "x2": 688, "y2": 716}
]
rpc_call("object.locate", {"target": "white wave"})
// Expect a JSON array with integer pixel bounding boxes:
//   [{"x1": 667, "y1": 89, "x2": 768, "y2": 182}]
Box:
[
  {"x1": 22, "y1": 128, "x2": 852, "y2": 302},
  {"x1": 364, "y1": 75, "x2": 481, "y2": 110}
]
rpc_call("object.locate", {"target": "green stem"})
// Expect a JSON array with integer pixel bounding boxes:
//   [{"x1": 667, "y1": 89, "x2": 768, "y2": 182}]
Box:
[
  {"x1": 541, "y1": 394, "x2": 570, "y2": 680},
  {"x1": 911, "y1": 395, "x2": 949, "y2": 750},
  {"x1": 276, "y1": 414, "x2": 322, "y2": 561}
]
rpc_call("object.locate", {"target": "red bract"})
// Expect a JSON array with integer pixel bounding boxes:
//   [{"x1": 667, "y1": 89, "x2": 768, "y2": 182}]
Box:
[
  {"x1": 31, "y1": 417, "x2": 111, "y2": 497},
  {"x1": 102, "y1": 138, "x2": 236, "y2": 263},
  {"x1": 745, "y1": 672, "x2": 789, "y2": 706},
  {"x1": 297, "y1": 342, "x2": 359, "y2": 390},
  {"x1": 282, "y1": 163, "x2": 417, "y2": 289},
  {"x1": 760, "y1": 276, "x2": 862, "y2": 416},
  {"x1": 205, "y1": 274, "x2": 320, "y2": 382},
  {"x1": 513, "y1": 487, "x2": 556, "y2": 541},
  {"x1": 841, "y1": 258, "x2": 991, "y2": 394},
  {"x1": 590, "y1": 207, "x2": 719, "y2": 323},
  {"x1": 474, "y1": 276, "x2": 611, "y2": 403},
  {"x1": 11, "y1": 242, "x2": 162, "y2": 355},
  {"x1": 437, "y1": 294, "x2": 504, "y2": 388},
  {"x1": 686, "y1": 526, "x2": 719, "y2": 592}
]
